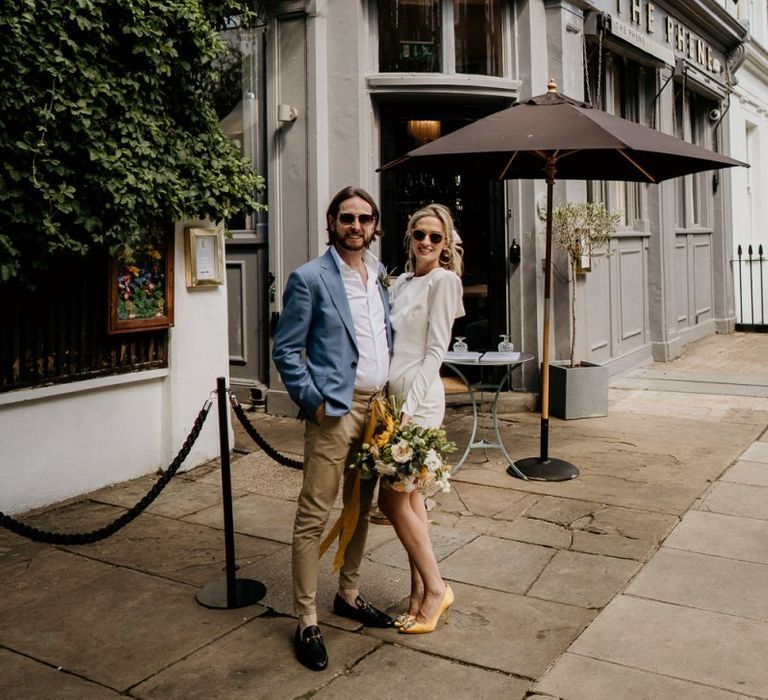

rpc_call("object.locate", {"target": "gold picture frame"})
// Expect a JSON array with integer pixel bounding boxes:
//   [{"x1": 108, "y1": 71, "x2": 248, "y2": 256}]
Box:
[
  {"x1": 184, "y1": 226, "x2": 225, "y2": 288},
  {"x1": 108, "y1": 232, "x2": 174, "y2": 334}
]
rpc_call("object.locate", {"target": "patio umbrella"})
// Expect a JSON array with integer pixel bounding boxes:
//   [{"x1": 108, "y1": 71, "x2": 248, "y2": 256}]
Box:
[{"x1": 379, "y1": 81, "x2": 746, "y2": 482}]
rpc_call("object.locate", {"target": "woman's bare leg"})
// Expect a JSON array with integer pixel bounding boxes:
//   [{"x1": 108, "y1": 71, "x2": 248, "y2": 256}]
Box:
[{"x1": 379, "y1": 487, "x2": 446, "y2": 623}]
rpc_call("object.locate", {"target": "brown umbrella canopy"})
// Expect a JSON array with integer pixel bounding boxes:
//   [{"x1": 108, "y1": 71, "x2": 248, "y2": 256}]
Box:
[
  {"x1": 379, "y1": 83, "x2": 746, "y2": 482},
  {"x1": 380, "y1": 89, "x2": 745, "y2": 182}
]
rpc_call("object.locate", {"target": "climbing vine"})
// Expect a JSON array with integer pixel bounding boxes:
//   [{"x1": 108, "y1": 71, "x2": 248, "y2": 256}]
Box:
[{"x1": 0, "y1": 0, "x2": 269, "y2": 282}]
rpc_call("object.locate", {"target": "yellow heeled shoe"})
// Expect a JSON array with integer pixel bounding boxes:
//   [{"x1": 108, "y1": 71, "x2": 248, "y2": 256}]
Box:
[{"x1": 399, "y1": 585, "x2": 454, "y2": 634}]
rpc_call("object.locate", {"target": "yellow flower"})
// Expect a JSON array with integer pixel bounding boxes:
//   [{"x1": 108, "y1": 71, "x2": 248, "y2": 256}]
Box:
[{"x1": 372, "y1": 415, "x2": 396, "y2": 448}]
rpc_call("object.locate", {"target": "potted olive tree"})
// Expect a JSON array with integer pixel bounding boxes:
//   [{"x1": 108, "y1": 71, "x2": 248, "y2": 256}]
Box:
[{"x1": 546, "y1": 200, "x2": 620, "y2": 419}]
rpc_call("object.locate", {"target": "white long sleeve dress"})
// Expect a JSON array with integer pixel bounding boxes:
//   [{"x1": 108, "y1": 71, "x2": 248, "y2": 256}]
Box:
[{"x1": 388, "y1": 267, "x2": 465, "y2": 428}]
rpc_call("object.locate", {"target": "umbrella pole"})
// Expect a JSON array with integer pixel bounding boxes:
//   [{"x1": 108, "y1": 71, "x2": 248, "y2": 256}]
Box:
[{"x1": 509, "y1": 158, "x2": 579, "y2": 481}]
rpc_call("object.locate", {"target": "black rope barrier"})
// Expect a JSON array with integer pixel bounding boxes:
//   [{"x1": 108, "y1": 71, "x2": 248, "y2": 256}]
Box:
[
  {"x1": 0, "y1": 399, "x2": 213, "y2": 544},
  {"x1": 196, "y1": 377, "x2": 266, "y2": 608},
  {"x1": 229, "y1": 393, "x2": 304, "y2": 470}
]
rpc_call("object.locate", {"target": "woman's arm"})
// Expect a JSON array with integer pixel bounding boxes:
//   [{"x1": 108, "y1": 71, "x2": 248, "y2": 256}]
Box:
[{"x1": 401, "y1": 271, "x2": 463, "y2": 419}]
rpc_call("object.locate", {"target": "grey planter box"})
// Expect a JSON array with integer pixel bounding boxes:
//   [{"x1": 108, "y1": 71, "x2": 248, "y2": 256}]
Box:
[{"x1": 548, "y1": 361, "x2": 609, "y2": 419}]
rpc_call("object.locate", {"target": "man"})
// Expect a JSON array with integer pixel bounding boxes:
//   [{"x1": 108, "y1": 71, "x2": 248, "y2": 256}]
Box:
[{"x1": 272, "y1": 186, "x2": 394, "y2": 672}]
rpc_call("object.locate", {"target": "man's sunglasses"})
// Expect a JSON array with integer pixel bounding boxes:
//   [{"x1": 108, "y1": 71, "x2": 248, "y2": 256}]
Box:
[
  {"x1": 337, "y1": 213, "x2": 376, "y2": 226},
  {"x1": 412, "y1": 229, "x2": 444, "y2": 245}
]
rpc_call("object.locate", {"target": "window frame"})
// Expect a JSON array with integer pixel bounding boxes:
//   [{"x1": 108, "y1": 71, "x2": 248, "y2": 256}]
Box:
[{"x1": 374, "y1": 0, "x2": 513, "y2": 79}]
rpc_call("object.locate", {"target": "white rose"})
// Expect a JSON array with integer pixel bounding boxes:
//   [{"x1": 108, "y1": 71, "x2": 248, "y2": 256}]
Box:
[
  {"x1": 375, "y1": 460, "x2": 398, "y2": 476},
  {"x1": 391, "y1": 439, "x2": 414, "y2": 463},
  {"x1": 424, "y1": 449, "x2": 442, "y2": 472},
  {"x1": 435, "y1": 476, "x2": 451, "y2": 493}
]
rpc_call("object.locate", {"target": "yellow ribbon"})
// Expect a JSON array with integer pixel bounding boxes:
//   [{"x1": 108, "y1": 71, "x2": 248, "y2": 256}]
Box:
[{"x1": 318, "y1": 396, "x2": 389, "y2": 572}]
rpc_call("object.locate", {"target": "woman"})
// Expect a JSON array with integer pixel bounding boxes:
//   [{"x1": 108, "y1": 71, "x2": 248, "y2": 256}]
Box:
[{"x1": 378, "y1": 203, "x2": 464, "y2": 634}]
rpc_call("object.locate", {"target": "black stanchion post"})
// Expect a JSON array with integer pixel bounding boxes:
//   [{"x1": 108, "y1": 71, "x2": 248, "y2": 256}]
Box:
[{"x1": 196, "y1": 377, "x2": 267, "y2": 609}]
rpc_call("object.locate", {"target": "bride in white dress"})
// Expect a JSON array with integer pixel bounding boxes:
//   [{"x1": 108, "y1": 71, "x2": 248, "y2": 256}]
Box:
[{"x1": 378, "y1": 203, "x2": 464, "y2": 634}]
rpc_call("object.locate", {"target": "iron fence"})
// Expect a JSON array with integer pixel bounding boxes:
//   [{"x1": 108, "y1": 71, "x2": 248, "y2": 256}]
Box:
[{"x1": 732, "y1": 244, "x2": 767, "y2": 332}]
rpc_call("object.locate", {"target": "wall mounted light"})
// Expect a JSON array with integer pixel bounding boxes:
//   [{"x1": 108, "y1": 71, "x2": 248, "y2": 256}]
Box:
[
  {"x1": 406, "y1": 119, "x2": 441, "y2": 145},
  {"x1": 277, "y1": 104, "x2": 299, "y2": 123}
]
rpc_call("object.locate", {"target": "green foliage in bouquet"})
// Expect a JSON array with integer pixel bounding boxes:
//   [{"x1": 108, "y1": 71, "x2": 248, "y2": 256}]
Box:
[{"x1": 350, "y1": 397, "x2": 456, "y2": 493}]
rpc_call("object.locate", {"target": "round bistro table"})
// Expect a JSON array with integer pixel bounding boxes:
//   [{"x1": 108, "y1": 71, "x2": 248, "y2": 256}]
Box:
[{"x1": 443, "y1": 351, "x2": 534, "y2": 479}]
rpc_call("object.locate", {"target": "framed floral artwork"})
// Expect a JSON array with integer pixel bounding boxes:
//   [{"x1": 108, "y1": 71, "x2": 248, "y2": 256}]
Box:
[{"x1": 108, "y1": 232, "x2": 174, "y2": 334}]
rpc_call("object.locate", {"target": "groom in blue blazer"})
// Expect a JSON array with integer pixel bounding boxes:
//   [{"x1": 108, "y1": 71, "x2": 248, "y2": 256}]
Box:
[{"x1": 273, "y1": 186, "x2": 394, "y2": 671}]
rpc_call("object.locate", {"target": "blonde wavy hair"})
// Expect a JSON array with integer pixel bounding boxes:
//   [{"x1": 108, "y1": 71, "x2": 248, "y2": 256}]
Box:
[{"x1": 404, "y1": 203, "x2": 463, "y2": 277}]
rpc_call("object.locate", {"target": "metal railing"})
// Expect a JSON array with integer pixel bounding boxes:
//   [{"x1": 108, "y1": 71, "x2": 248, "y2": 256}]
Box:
[{"x1": 732, "y1": 244, "x2": 767, "y2": 332}]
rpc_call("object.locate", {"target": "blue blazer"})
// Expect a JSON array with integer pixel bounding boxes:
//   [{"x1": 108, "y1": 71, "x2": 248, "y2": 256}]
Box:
[{"x1": 272, "y1": 248, "x2": 392, "y2": 418}]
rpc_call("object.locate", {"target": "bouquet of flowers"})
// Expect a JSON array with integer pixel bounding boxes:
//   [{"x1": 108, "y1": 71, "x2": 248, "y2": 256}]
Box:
[{"x1": 350, "y1": 396, "x2": 456, "y2": 494}]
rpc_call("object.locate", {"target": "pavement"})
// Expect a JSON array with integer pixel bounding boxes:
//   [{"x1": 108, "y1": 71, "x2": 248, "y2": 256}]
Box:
[{"x1": 2, "y1": 332, "x2": 768, "y2": 699}]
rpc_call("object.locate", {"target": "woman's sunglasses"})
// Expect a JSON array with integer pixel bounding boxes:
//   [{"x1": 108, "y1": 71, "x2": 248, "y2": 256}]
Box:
[
  {"x1": 412, "y1": 229, "x2": 444, "y2": 245},
  {"x1": 337, "y1": 213, "x2": 375, "y2": 226}
]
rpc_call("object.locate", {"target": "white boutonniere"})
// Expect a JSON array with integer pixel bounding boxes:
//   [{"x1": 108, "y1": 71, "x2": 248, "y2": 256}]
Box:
[{"x1": 377, "y1": 270, "x2": 392, "y2": 290}]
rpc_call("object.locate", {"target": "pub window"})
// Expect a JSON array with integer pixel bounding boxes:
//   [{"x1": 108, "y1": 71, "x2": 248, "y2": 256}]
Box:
[
  {"x1": 378, "y1": 0, "x2": 503, "y2": 76},
  {"x1": 592, "y1": 52, "x2": 652, "y2": 227},
  {"x1": 673, "y1": 83, "x2": 712, "y2": 228},
  {"x1": 215, "y1": 23, "x2": 265, "y2": 231},
  {"x1": 611, "y1": 57, "x2": 643, "y2": 227},
  {"x1": 454, "y1": 0, "x2": 503, "y2": 76}
]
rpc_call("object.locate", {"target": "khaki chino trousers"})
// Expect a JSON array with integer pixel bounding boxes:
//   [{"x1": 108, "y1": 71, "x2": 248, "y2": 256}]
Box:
[{"x1": 292, "y1": 388, "x2": 379, "y2": 616}]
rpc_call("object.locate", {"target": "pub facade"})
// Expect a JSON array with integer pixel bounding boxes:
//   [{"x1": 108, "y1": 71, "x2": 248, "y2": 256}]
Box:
[{"x1": 221, "y1": 0, "x2": 748, "y2": 410}]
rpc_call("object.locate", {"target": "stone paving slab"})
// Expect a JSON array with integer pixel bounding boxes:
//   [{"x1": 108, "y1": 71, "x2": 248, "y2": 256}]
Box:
[
  {"x1": 238, "y1": 547, "x2": 411, "y2": 624},
  {"x1": 0, "y1": 648, "x2": 123, "y2": 699},
  {"x1": 232, "y1": 412, "x2": 305, "y2": 456},
  {"x1": 448, "y1": 481, "x2": 532, "y2": 517},
  {"x1": 0, "y1": 555, "x2": 264, "y2": 691},
  {"x1": 0, "y1": 549, "x2": 106, "y2": 615},
  {"x1": 367, "y1": 581, "x2": 595, "y2": 679},
  {"x1": 735, "y1": 440, "x2": 768, "y2": 463},
  {"x1": 535, "y1": 652, "x2": 745, "y2": 700},
  {"x1": 0, "y1": 527, "x2": 49, "y2": 573},
  {"x1": 438, "y1": 534, "x2": 554, "y2": 594},
  {"x1": 626, "y1": 547, "x2": 768, "y2": 622},
  {"x1": 528, "y1": 550, "x2": 640, "y2": 608},
  {"x1": 455, "y1": 462, "x2": 707, "y2": 516},
  {"x1": 447, "y1": 512, "x2": 511, "y2": 536},
  {"x1": 568, "y1": 596, "x2": 768, "y2": 698},
  {"x1": 492, "y1": 491, "x2": 543, "y2": 520},
  {"x1": 609, "y1": 387, "x2": 768, "y2": 424},
  {"x1": 184, "y1": 492, "x2": 298, "y2": 544},
  {"x1": 721, "y1": 459, "x2": 768, "y2": 486},
  {"x1": 569, "y1": 506, "x2": 679, "y2": 561},
  {"x1": 367, "y1": 523, "x2": 477, "y2": 569},
  {"x1": 664, "y1": 510, "x2": 768, "y2": 565},
  {"x1": 494, "y1": 516, "x2": 572, "y2": 549},
  {"x1": 25, "y1": 500, "x2": 283, "y2": 587},
  {"x1": 90, "y1": 475, "x2": 229, "y2": 520},
  {"x1": 524, "y1": 495, "x2": 603, "y2": 525},
  {"x1": 208, "y1": 449, "x2": 306, "y2": 502},
  {"x1": 611, "y1": 376, "x2": 768, "y2": 397},
  {"x1": 699, "y1": 481, "x2": 768, "y2": 520},
  {"x1": 313, "y1": 644, "x2": 530, "y2": 700},
  {"x1": 131, "y1": 616, "x2": 378, "y2": 699},
  {"x1": 631, "y1": 368, "x2": 768, "y2": 387}
]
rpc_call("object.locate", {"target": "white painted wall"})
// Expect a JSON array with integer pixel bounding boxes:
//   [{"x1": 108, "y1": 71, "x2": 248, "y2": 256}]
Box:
[
  {"x1": 0, "y1": 222, "x2": 230, "y2": 515},
  {"x1": 728, "y1": 36, "x2": 768, "y2": 324}
]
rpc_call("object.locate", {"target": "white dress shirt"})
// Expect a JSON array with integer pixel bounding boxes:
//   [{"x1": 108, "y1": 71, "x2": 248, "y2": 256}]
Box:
[{"x1": 331, "y1": 247, "x2": 389, "y2": 390}]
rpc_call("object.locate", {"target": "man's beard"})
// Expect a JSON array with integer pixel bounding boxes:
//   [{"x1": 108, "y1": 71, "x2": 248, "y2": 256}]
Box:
[{"x1": 336, "y1": 232, "x2": 369, "y2": 251}]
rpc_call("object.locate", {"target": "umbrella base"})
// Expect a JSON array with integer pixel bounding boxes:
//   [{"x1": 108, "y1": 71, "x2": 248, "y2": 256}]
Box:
[
  {"x1": 196, "y1": 578, "x2": 266, "y2": 609},
  {"x1": 509, "y1": 457, "x2": 579, "y2": 481}
]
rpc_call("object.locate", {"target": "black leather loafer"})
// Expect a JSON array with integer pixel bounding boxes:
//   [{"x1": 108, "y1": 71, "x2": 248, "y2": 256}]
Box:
[
  {"x1": 333, "y1": 593, "x2": 395, "y2": 628},
  {"x1": 294, "y1": 625, "x2": 328, "y2": 671}
]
